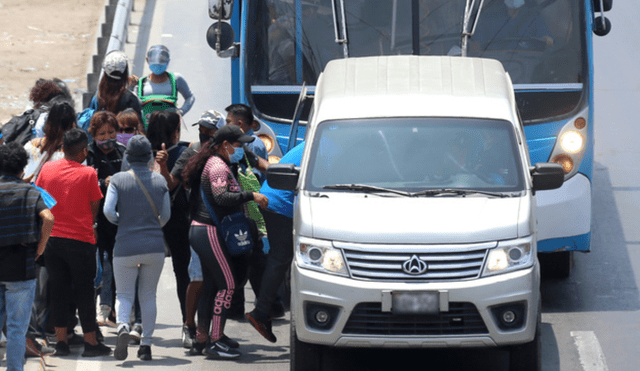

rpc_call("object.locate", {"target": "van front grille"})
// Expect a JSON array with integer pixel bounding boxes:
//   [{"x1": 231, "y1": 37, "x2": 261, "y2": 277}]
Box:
[
  {"x1": 341, "y1": 244, "x2": 490, "y2": 282},
  {"x1": 342, "y1": 302, "x2": 488, "y2": 336}
]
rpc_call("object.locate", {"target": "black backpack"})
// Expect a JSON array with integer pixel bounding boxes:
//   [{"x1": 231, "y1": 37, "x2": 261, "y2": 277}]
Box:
[{"x1": 1, "y1": 109, "x2": 41, "y2": 146}]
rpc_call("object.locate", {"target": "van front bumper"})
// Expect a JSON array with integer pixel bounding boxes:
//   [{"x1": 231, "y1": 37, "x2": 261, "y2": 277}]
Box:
[{"x1": 291, "y1": 263, "x2": 540, "y2": 349}]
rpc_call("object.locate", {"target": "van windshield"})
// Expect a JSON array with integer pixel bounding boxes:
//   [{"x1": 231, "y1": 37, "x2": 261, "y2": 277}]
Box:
[{"x1": 307, "y1": 118, "x2": 525, "y2": 193}]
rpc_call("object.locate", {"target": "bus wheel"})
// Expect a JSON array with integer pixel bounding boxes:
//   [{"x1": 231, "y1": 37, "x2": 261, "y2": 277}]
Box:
[
  {"x1": 290, "y1": 320, "x2": 322, "y2": 371},
  {"x1": 539, "y1": 251, "x2": 573, "y2": 279}
]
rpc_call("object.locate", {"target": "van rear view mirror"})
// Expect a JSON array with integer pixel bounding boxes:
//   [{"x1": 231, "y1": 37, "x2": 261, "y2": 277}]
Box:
[
  {"x1": 267, "y1": 163, "x2": 300, "y2": 191},
  {"x1": 531, "y1": 163, "x2": 564, "y2": 191}
]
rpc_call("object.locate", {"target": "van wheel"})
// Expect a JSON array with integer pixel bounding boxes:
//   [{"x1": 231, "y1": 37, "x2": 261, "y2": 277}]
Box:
[
  {"x1": 509, "y1": 319, "x2": 541, "y2": 371},
  {"x1": 290, "y1": 320, "x2": 322, "y2": 371},
  {"x1": 539, "y1": 251, "x2": 573, "y2": 279}
]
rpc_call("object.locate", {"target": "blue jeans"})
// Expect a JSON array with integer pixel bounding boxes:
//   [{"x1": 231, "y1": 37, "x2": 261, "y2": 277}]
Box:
[{"x1": 0, "y1": 279, "x2": 37, "y2": 371}]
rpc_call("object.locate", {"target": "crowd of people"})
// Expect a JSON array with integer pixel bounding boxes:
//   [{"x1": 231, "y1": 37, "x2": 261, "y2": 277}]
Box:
[{"x1": 0, "y1": 45, "x2": 295, "y2": 370}]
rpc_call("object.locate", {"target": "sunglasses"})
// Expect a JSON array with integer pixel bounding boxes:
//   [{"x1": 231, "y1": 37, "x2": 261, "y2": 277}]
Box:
[{"x1": 119, "y1": 127, "x2": 136, "y2": 134}]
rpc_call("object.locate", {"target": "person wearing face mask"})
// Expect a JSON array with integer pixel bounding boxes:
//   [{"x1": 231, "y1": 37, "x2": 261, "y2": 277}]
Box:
[
  {"x1": 116, "y1": 108, "x2": 146, "y2": 146},
  {"x1": 224, "y1": 104, "x2": 267, "y2": 184},
  {"x1": 137, "y1": 45, "x2": 195, "y2": 128},
  {"x1": 180, "y1": 125, "x2": 268, "y2": 358},
  {"x1": 85, "y1": 111, "x2": 126, "y2": 328},
  {"x1": 35, "y1": 129, "x2": 111, "y2": 357}
]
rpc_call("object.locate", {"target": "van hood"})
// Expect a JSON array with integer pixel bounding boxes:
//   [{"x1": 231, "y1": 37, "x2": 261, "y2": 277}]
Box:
[{"x1": 305, "y1": 193, "x2": 524, "y2": 244}]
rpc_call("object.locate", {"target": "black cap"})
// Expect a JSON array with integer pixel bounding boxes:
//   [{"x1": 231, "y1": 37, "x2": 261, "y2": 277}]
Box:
[{"x1": 213, "y1": 125, "x2": 255, "y2": 146}]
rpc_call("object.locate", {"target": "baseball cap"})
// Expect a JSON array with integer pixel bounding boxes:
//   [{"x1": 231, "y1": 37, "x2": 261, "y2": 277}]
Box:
[
  {"x1": 103, "y1": 50, "x2": 128, "y2": 80},
  {"x1": 147, "y1": 45, "x2": 170, "y2": 64},
  {"x1": 213, "y1": 125, "x2": 255, "y2": 146},
  {"x1": 192, "y1": 110, "x2": 225, "y2": 130}
]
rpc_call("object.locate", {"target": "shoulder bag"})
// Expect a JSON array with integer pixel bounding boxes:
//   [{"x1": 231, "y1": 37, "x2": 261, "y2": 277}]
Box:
[{"x1": 200, "y1": 186, "x2": 253, "y2": 256}]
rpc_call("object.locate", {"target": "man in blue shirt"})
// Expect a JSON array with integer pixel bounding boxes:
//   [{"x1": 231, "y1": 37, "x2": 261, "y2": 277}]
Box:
[{"x1": 246, "y1": 142, "x2": 305, "y2": 343}]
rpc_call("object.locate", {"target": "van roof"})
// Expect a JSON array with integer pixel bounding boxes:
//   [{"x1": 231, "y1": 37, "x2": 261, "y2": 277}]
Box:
[{"x1": 313, "y1": 56, "x2": 517, "y2": 123}]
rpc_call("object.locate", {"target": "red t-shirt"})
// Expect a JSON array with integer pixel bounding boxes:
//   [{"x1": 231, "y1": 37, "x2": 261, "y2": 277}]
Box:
[{"x1": 36, "y1": 159, "x2": 103, "y2": 244}]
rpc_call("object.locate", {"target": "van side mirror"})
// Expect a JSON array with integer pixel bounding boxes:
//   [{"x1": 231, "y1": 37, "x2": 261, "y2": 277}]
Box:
[
  {"x1": 267, "y1": 163, "x2": 300, "y2": 191},
  {"x1": 530, "y1": 163, "x2": 564, "y2": 191}
]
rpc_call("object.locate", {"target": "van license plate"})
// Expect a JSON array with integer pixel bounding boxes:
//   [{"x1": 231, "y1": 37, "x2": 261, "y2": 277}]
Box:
[{"x1": 392, "y1": 291, "x2": 439, "y2": 315}]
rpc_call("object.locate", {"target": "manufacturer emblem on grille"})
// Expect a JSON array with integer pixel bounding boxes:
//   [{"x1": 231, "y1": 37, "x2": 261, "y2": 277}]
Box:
[{"x1": 402, "y1": 255, "x2": 428, "y2": 275}]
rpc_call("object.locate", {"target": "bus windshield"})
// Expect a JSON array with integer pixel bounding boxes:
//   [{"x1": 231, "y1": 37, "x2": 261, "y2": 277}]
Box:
[{"x1": 246, "y1": 0, "x2": 587, "y2": 123}]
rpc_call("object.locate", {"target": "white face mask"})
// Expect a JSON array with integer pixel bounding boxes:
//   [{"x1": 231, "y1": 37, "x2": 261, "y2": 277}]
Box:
[{"x1": 504, "y1": 0, "x2": 525, "y2": 9}]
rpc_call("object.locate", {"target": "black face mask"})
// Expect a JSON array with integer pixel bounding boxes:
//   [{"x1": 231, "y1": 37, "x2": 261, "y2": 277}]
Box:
[{"x1": 199, "y1": 133, "x2": 212, "y2": 145}]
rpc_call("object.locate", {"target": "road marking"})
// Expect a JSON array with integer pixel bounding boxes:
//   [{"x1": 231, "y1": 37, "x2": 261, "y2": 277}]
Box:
[
  {"x1": 76, "y1": 359, "x2": 101, "y2": 371},
  {"x1": 571, "y1": 331, "x2": 609, "y2": 371}
]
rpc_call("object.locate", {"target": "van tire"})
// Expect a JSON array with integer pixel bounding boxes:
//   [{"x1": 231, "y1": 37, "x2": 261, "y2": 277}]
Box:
[
  {"x1": 508, "y1": 317, "x2": 541, "y2": 371},
  {"x1": 290, "y1": 320, "x2": 322, "y2": 371}
]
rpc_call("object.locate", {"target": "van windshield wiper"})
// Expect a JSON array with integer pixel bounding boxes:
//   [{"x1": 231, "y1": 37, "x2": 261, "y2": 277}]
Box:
[
  {"x1": 323, "y1": 184, "x2": 411, "y2": 197},
  {"x1": 411, "y1": 188, "x2": 508, "y2": 198}
]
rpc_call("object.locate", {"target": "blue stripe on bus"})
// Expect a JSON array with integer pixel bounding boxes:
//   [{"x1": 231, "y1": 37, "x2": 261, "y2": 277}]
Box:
[{"x1": 538, "y1": 232, "x2": 591, "y2": 253}]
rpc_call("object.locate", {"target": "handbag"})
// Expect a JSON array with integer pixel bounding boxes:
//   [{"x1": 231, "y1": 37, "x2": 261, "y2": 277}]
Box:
[
  {"x1": 200, "y1": 186, "x2": 254, "y2": 256},
  {"x1": 236, "y1": 154, "x2": 267, "y2": 236}
]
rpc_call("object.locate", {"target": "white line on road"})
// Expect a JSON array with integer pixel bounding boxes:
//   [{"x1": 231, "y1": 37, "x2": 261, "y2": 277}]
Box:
[{"x1": 571, "y1": 331, "x2": 609, "y2": 371}]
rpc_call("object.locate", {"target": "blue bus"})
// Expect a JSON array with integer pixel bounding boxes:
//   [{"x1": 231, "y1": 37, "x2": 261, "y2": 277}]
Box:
[{"x1": 207, "y1": 0, "x2": 612, "y2": 277}]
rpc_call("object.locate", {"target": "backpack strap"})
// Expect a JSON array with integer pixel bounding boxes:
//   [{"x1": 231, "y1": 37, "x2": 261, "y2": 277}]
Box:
[
  {"x1": 167, "y1": 72, "x2": 177, "y2": 101},
  {"x1": 137, "y1": 76, "x2": 146, "y2": 98}
]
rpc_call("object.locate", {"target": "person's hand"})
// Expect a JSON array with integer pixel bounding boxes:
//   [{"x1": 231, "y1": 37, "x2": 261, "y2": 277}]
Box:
[
  {"x1": 156, "y1": 143, "x2": 168, "y2": 168},
  {"x1": 253, "y1": 193, "x2": 269, "y2": 209},
  {"x1": 105, "y1": 175, "x2": 112, "y2": 188}
]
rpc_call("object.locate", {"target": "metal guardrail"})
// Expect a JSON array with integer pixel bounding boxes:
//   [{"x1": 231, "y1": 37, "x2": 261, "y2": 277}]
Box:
[{"x1": 83, "y1": 0, "x2": 134, "y2": 108}]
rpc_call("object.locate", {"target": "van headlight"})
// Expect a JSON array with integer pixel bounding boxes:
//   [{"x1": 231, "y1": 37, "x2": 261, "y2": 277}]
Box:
[
  {"x1": 482, "y1": 237, "x2": 534, "y2": 277},
  {"x1": 296, "y1": 237, "x2": 348, "y2": 277}
]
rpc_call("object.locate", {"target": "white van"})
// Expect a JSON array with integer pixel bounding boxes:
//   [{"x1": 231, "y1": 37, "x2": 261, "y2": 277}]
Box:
[{"x1": 267, "y1": 56, "x2": 564, "y2": 371}]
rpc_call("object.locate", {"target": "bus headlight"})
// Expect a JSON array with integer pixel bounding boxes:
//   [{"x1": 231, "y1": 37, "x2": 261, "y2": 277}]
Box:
[
  {"x1": 482, "y1": 237, "x2": 534, "y2": 277},
  {"x1": 559, "y1": 131, "x2": 584, "y2": 154},
  {"x1": 296, "y1": 237, "x2": 348, "y2": 276},
  {"x1": 547, "y1": 108, "x2": 588, "y2": 180}
]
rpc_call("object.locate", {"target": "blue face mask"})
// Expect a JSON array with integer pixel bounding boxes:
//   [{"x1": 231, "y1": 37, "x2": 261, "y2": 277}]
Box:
[
  {"x1": 245, "y1": 129, "x2": 254, "y2": 137},
  {"x1": 228, "y1": 145, "x2": 245, "y2": 164},
  {"x1": 149, "y1": 63, "x2": 167, "y2": 75}
]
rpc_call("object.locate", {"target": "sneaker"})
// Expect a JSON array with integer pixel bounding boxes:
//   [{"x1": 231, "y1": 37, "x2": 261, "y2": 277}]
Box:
[
  {"x1": 82, "y1": 341, "x2": 111, "y2": 357},
  {"x1": 188, "y1": 341, "x2": 207, "y2": 356},
  {"x1": 219, "y1": 334, "x2": 239, "y2": 349},
  {"x1": 67, "y1": 332, "x2": 85, "y2": 347},
  {"x1": 129, "y1": 323, "x2": 142, "y2": 345},
  {"x1": 114, "y1": 325, "x2": 130, "y2": 361},
  {"x1": 53, "y1": 341, "x2": 70, "y2": 356},
  {"x1": 137, "y1": 345, "x2": 152, "y2": 361},
  {"x1": 182, "y1": 325, "x2": 196, "y2": 349},
  {"x1": 246, "y1": 310, "x2": 277, "y2": 343},
  {"x1": 204, "y1": 340, "x2": 241, "y2": 359}
]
